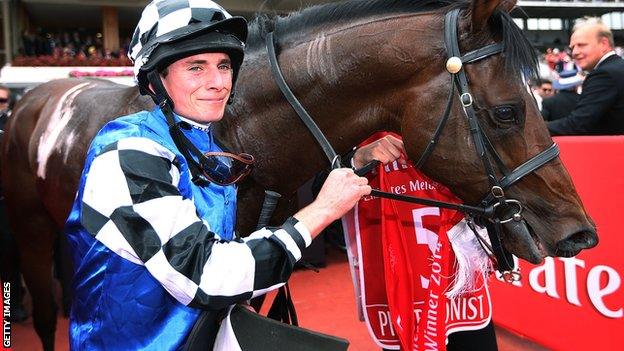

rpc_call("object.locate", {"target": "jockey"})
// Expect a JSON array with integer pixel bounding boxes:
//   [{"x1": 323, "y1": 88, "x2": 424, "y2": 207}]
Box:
[{"x1": 64, "y1": 0, "x2": 372, "y2": 349}]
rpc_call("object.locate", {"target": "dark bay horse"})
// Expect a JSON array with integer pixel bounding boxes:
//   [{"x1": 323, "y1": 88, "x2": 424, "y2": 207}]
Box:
[{"x1": 1, "y1": 0, "x2": 597, "y2": 349}]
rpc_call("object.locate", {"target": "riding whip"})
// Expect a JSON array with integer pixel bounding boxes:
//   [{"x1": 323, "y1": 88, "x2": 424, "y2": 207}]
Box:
[{"x1": 256, "y1": 190, "x2": 282, "y2": 230}]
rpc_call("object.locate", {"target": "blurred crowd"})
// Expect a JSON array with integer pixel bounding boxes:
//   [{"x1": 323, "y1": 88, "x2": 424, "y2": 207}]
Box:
[
  {"x1": 14, "y1": 29, "x2": 132, "y2": 66},
  {"x1": 532, "y1": 47, "x2": 585, "y2": 114}
]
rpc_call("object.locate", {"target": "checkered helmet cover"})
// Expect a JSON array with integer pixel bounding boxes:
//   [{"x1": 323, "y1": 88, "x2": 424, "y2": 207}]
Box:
[{"x1": 128, "y1": 0, "x2": 245, "y2": 80}]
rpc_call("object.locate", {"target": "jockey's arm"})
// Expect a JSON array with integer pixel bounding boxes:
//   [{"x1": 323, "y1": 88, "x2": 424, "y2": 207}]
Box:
[{"x1": 81, "y1": 137, "x2": 368, "y2": 310}]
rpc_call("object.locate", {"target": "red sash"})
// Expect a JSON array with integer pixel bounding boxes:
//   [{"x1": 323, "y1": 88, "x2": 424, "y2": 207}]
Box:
[{"x1": 343, "y1": 132, "x2": 491, "y2": 351}]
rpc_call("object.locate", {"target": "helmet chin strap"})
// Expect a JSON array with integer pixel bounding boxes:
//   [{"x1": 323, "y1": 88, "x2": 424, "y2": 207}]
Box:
[{"x1": 146, "y1": 70, "x2": 174, "y2": 109}]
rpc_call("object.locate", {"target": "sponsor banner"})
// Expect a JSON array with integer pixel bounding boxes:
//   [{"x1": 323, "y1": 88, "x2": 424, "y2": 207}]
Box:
[{"x1": 490, "y1": 136, "x2": 624, "y2": 351}]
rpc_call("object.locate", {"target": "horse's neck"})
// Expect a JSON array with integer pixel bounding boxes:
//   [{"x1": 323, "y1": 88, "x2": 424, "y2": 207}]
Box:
[{"x1": 217, "y1": 13, "x2": 440, "y2": 194}]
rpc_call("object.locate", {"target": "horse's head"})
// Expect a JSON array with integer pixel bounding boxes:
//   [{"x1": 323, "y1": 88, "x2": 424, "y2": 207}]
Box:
[
  {"x1": 401, "y1": 0, "x2": 597, "y2": 263},
  {"x1": 224, "y1": 0, "x2": 596, "y2": 262}
]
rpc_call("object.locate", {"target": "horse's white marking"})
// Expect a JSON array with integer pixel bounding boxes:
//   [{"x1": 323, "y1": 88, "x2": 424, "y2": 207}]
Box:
[
  {"x1": 37, "y1": 82, "x2": 91, "y2": 179},
  {"x1": 305, "y1": 34, "x2": 339, "y2": 85},
  {"x1": 62, "y1": 131, "x2": 76, "y2": 164}
]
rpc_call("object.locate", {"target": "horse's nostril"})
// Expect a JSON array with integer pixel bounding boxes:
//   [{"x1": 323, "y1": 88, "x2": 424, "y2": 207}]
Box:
[{"x1": 557, "y1": 230, "x2": 598, "y2": 253}]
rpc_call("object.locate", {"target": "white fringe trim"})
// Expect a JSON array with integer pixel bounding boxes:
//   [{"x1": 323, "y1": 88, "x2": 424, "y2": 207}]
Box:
[{"x1": 445, "y1": 219, "x2": 492, "y2": 298}]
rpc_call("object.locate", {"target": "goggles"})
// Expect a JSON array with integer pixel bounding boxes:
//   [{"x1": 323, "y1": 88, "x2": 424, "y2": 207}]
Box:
[{"x1": 199, "y1": 151, "x2": 254, "y2": 186}]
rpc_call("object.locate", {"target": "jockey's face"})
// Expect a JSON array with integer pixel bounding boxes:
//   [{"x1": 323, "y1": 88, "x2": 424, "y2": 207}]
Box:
[{"x1": 161, "y1": 52, "x2": 233, "y2": 123}]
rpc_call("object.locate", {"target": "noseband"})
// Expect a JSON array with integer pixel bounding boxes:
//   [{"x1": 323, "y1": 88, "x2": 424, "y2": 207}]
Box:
[{"x1": 266, "y1": 8, "x2": 559, "y2": 276}]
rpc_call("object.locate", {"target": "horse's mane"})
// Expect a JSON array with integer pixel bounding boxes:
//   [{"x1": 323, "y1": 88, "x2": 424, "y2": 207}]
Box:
[
  {"x1": 246, "y1": 0, "x2": 537, "y2": 79},
  {"x1": 246, "y1": 0, "x2": 456, "y2": 50}
]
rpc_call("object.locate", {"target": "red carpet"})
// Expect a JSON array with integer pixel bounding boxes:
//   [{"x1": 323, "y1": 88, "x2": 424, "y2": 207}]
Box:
[{"x1": 6, "y1": 247, "x2": 545, "y2": 350}]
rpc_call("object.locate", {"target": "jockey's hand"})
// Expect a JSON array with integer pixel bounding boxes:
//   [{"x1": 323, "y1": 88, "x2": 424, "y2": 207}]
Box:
[
  {"x1": 294, "y1": 168, "x2": 371, "y2": 239},
  {"x1": 352, "y1": 135, "x2": 407, "y2": 169}
]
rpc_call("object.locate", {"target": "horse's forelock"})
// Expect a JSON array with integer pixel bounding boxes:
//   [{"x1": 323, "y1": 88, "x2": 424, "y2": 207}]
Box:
[
  {"x1": 456, "y1": 7, "x2": 538, "y2": 82},
  {"x1": 492, "y1": 10, "x2": 539, "y2": 81}
]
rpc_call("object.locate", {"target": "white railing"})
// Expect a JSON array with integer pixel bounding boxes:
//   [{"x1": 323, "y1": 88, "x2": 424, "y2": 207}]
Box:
[
  {"x1": 519, "y1": 0, "x2": 624, "y2": 3},
  {"x1": 518, "y1": 0, "x2": 624, "y2": 6},
  {"x1": 0, "y1": 65, "x2": 135, "y2": 89}
]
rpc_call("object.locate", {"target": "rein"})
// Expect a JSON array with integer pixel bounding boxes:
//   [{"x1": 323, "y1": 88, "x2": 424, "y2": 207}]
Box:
[{"x1": 265, "y1": 9, "x2": 559, "y2": 277}]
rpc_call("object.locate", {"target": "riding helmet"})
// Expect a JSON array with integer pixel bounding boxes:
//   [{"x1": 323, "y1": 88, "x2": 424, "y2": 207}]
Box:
[{"x1": 128, "y1": 0, "x2": 248, "y2": 100}]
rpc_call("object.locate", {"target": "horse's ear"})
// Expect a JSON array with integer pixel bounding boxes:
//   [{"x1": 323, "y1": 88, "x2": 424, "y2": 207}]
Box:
[{"x1": 470, "y1": 0, "x2": 503, "y2": 32}]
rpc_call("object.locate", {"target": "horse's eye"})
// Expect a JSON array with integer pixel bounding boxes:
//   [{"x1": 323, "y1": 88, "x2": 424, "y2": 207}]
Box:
[{"x1": 492, "y1": 105, "x2": 516, "y2": 122}]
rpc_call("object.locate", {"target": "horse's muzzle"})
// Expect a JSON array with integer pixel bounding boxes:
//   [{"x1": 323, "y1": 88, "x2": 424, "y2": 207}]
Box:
[{"x1": 555, "y1": 228, "x2": 599, "y2": 257}]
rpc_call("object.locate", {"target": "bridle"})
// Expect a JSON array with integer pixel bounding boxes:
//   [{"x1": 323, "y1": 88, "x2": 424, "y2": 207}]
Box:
[{"x1": 265, "y1": 8, "x2": 559, "y2": 278}]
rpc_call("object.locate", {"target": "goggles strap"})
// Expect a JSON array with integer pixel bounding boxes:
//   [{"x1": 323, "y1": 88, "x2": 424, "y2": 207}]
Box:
[{"x1": 161, "y1": 103, "x2": 211, "y2": 185}]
